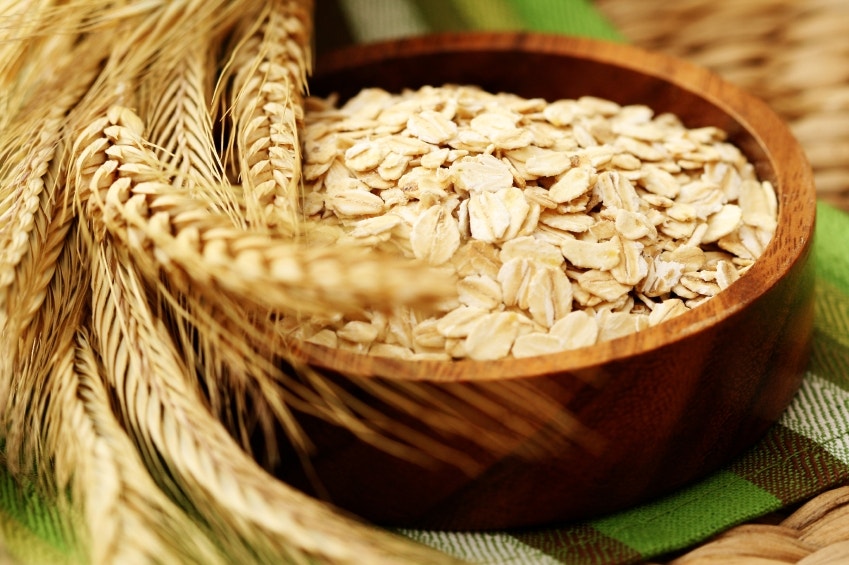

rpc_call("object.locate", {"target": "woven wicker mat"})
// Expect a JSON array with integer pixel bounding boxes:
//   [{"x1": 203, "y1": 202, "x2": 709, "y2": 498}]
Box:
[
  {"x1": 595, "y1": 1, "x2": 849, "y2": 562},
  {"x1": 596, "y1": 0, "x2": 849, "y2": 215}
]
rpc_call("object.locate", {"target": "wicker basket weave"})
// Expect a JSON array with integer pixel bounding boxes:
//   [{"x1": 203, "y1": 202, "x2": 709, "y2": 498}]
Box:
[
  {"x1": 654, "y1": 486, "x2": 849, "y2": 564},
  {"x1": 597, "y1": 0, "x2": 849, "y2": 213},
  {"x1": 596, "y1": 2, "x2": 849, "y2": 561}
]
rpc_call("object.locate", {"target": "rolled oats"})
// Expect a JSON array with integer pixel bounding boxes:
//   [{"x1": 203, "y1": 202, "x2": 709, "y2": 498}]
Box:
[
  {"x1": 412, "y1": 318, "x2": 446, "y2": 350},
  {"x1": 513, "y1": 332, "x2": 566, "y2": 358},
  {"x1": 297, "y1": 84, "x2": 779, "y2": 360},
  {"x1": 406, "y1": 109, "x2": 458, "y2": 144},
  {"x1": 468, "y1": 190, "x2": 512, "y2": 242},
  {"x1": 527, "y1": 266, "x2": 573, "y2": 327},
  {"x1": 525, "y1": 149, "x2": 574, "y2": 177},
  {"x1": 336, "y1": 321, "x2": 380, "y2": 344},
  {"x1": 436, "y1": 305, "x2": 489, "y2": 339},
  {"x1": 648, "y1": 298, "x2": 690, "y2": 326},
  {"x1": 410, "y1": 203, "x2": 461, "y2": 265},
  {"x1": 464, "y1": 311, "x2": 523, "y2": 361},
  {"x1": 560, "y1": 238, "x2": 620, "y2": 270},
  {"x1": 549, "y1": 166, "x2": 593, "y2": 203},
  {"x1": 457, "y1": 274, "x2": 502, "y2": 310},
  {"x1": 450, "y1": 153, "x2": 514, "y2": 194},
  {"x1": 549, "y1": 310, "x2": 600, "y2": 349},
  {"x1": 326, "y1": 189, "x2": 385, "y2": 216}
]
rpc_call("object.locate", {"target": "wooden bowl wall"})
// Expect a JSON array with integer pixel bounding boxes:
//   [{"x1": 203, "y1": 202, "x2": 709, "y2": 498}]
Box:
[{"x1": 279, "y1": 33, "x2": 816, "y2": 530}]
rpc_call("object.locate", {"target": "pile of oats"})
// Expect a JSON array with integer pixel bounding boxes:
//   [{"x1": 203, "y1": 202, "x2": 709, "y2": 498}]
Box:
[{"x1": 295, "y1": 85, "x2": 778, "y2": 360}]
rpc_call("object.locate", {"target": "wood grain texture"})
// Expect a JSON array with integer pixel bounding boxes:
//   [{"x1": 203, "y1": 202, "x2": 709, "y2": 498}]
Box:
[{"x1": 280, "y1": 33, "x2": 816, "y2": 530}]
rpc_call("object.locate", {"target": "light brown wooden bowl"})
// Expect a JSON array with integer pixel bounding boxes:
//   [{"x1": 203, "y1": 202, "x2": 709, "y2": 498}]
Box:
[{"x1": 277, "y1": 32, "x2": 816, "y2": 531}]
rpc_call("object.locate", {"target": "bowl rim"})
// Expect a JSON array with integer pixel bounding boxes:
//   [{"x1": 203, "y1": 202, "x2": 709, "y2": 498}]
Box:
[{"x1": 292, "y1": 31, "x2": 817, "y2": 382}]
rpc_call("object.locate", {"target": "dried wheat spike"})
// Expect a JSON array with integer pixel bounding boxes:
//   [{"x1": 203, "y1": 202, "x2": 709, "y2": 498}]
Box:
[
  {"x1": 70, "y1": 103, "x2": 463, "y2": 463},
  {"x1": 75, "y1": 105, "x2": 484, "y2": 467},
  {"x1": 136, "y1": 32, "x2": 315, "y2": 460},
  {"x1": 1, "y1": 217, "x2": 86, "y2": 479},
  {"x1": 0, "y1": 79, "x2": 102, "y2": 471},
  {"x1": 73, "y1": 105, "x2": 453, "y2": 316},
  {"x1": 69, "y1": 329, "x2": 229, "y2": 565},
  {"x1": 85, "y1": 219, "x2": 461, "y2": 565},
  {"x1": 143, "y1": 38, "x2": 227, "y2": 189},
  {"x1": 0, "y1": 32, "x2": 105, "y2": 355},
  {"x1": 10, "y1": 223, "x2": 225, "y2": 564},
  {"x1": 140, "y1": 31, "x2": 249, "y2": 227},
  {"x1": 227, "y1": 0, "x2": 314, "y2": 230},
  {"x1": 0, "y1": 136, "x2": 61, "y2": 329}
]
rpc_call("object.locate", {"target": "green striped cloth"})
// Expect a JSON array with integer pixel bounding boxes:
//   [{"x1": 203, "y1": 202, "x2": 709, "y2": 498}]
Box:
[
  {"x1": 313, "y1": 0, "x2": 622, "y2": 54},
  {"x1": 4, "y1": 1, "x2": 849, "y2": 564}
]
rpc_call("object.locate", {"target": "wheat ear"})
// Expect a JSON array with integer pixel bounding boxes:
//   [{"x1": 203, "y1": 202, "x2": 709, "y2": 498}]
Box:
[
  {"x1": 0, "y1": 35, "x2": 105, "y2": 355},
  {"x1": 70, "y1": 329, "x2": 230, "y2": 565},
  {"x1": 5, "y1": 220, "x2": 224, "y2": 564},
  {"x1": 226, "y1": 0, "x2": 313, "y2": 231},
  {"x1": 84, "y1": 213, "x2": 462, "y2": 565},
  {"x1": 140, "y1": 32, "x2": 247, "y2": 225},
  {"x1": 76, "y1": 105, "x2": 465, "y2": 466},
  {"x1": 2, "y1": 219, "x2": 82, "y2": 478},
  {"x1": 75, "y1": 105, "x2": 453, "y2": 316},
  {"x1": 0, "y1": 1, "x2": 69, "y2": 124},
  {"x1": 135, "y1": 29, "x2": 310, "y2": 460}
]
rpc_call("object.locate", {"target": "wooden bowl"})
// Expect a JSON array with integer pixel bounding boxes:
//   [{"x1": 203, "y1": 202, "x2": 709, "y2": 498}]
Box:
[{"x1": 277, "y1": 33, "x2": 816, "y2": 531}]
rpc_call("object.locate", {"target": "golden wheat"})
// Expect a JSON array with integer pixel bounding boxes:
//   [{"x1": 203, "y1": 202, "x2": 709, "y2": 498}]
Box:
[
  {"x1": 71, "y1": 330, "x2": 229, "y2": 565},
  {"x1": 0, "y1": 1, "x2": 515, "y2": 563},
  {"x1": 75, "y1": 105, "x2": 453, "y2": 316},
  {"x1": 136, "y1": 30, "x2": 317, "y2": 461},
  {"x1": 75, "y1": 105, "x2": 473, "y2": 468},
  {"x1": 80, "y1": 104, "x2": 565, "y2": 469},
  {"x1": 1, "y1": 216, "x2": 83, "y2": 478},
  {"x1": 73, "y1": 99, "x2": 311, "y2": 468},
  {"x1": 0, "y1": 34, "x2": 104, "y2": 356},
  {"x1": 85, "y1": 216, "x2": 459, "y2": 564},
  {"x1": 0, "y1": 2, "x2": 71, "y2": 121},
  {"x1": 226, "y1": 0, "x2": 313, "y2": 230},
  {"x1": 14, "y1": 222, "x2": 225, "y2": 564},
  {"x1": 140, "y1": 32, "x2": 241, "y2": 217}
]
